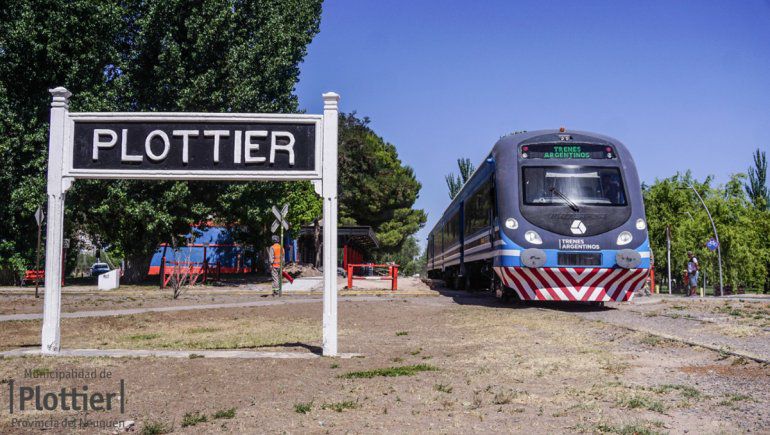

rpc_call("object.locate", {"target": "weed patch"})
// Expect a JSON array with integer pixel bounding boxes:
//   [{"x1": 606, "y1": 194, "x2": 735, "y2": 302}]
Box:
[
  {"x1": 181, "y1": 411, "x2": 207, "y2": 427},
  {"x1": 492, "y1": 389, "x2": 518, "y2": 405},
  {"x1": 618, "y1": 394, "x2": 665, "y2": 413},
  {"x1": 339, "y1": 364, "x2": 439, "y2": 379},
  {"x1": 213, "y1": 408, "x2": 235, "y2": 419},
  {"x1": 140, "y1": 420, "x2": 173, "y2": 435},
  {"x1": 321, "y1": 400, "x2": 358, "y2": 412},
  {"x1": 294, "y1": 402, "x2": 312, "y2": 414},
  {"x1": 434, "y1": 383, "x2": 453, "y2": 393},
  {"x1": 638, "y1": 334, "x2": 665, "y2": 347},
  {"x1": 595, "y1": 421, "x2": 664, "y2": 435},
  {"x1": 651, "y1": 384, "x2": 702, "y2": 399},
  {"x1": 719, "y1": 393, "x2": 753, "y2": 407},
  {"x1": 129, "y1": 333, "x2": 161, "y2": 341}
]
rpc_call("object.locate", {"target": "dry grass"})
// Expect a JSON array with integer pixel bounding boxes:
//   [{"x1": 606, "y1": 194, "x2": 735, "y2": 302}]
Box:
[
  {"x1": 0, "y1": 311, "x2": 320, "y2": 351},
  {"x1": 706, "y1": 323, "x2": 762, "y2": 339},
  {"x1": 112, "y1": 317, "x2": 319, "y2": 350}
]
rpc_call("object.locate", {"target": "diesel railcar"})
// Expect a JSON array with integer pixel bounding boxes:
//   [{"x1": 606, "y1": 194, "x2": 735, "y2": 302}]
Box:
[{"x1": 426, "y1": 129, "x2": 650, "y2": 302}]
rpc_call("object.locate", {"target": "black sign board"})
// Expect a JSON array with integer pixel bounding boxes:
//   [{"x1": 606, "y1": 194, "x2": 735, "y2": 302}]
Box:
[
  {"x1": 520, "y1": 144, "x2": 615, "y2": 160},
  {"x1": 72, "y1": 121, "x2": 316, "y2": 172}
]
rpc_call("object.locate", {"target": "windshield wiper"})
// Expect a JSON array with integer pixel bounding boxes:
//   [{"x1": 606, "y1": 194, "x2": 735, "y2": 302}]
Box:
[{"x1": 549, "y1": 187, "x2": 580, "y2": 212}]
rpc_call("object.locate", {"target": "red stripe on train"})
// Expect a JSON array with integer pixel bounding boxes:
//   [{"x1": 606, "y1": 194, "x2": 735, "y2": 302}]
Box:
[{"x1": 494, "y1": 267, "x2": 647, "y2": 302}]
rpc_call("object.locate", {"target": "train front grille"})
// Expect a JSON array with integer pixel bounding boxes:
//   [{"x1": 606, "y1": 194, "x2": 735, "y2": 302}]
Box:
[{"x1": 557, "y1": 252, "x2": 602, "y2": 266}]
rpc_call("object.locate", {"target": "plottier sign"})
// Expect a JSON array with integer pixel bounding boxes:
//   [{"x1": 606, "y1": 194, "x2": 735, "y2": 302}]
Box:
[
  {"x1": 64, "y1": 114, "x2": 322, "y2": 180},
  {"x1": 41, "y1": 88, "x2": 341, "y2": 357}
]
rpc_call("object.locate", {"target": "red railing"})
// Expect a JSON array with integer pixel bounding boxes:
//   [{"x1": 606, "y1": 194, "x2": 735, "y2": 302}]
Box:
[
  {"x1": 346, "y1": 263, "x2": 399, "y2": 291},
  {"x1": 23, "y1": 270, "x2": 45, "y2": 284},
  {"x1": 159, "y1": 257, "x2": 218, "y2": 289}
]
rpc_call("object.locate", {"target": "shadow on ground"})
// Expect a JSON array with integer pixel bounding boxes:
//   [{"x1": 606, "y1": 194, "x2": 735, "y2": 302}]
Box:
[{"x1": 433, "y1": 285, "x2": 612, "y2": 313}]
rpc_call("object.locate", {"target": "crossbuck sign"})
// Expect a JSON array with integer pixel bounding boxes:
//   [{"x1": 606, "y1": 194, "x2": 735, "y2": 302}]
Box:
[{"x1": 42, "y1": 87, "x2": 340, "y2": 356}]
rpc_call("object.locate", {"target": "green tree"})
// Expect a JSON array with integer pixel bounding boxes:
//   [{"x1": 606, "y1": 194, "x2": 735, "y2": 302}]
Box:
[
  {"x1": 643, "y1": 171, "x2": 770, "y2": 292},
  {"x1": 0, "y1": 0, "x2": 323, "y2": 282},
  {"x1": 375, "y1": 235, "x2": 421, "y2": 276},
  {"x1": 338, "y1": 113, "x2": 427, "y2": 251},
  {"x1": 445, "y1": 157, "x2": 475, "y2": 199},
  {"x1": 1, "y1": 1, "x2": 126, "y2": 280},
  {"x1": 745, "y1": 148, "x2": 768, "y2": 209}
]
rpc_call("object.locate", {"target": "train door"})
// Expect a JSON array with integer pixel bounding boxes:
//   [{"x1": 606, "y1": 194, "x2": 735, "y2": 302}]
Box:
[
  {"x1": 459, "y1": 201, "x2": 465, "y2": 280},
  {"x1": 429, "y1": 234, "x2": 434, "y2": 272}
]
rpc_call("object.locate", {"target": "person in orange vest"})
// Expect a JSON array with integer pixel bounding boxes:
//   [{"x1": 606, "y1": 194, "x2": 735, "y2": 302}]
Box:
[{"x1": 268, "y1": 235, "x2": 283, "y2": 296}]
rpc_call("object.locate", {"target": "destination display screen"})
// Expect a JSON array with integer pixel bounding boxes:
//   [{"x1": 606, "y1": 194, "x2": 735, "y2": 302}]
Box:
[{"x1": 520, "y1": 144, "x2": 615, "y2": 160}]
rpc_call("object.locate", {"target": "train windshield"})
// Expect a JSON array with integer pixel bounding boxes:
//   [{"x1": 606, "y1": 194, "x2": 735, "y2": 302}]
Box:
[{"x1": 522, "y1": 167, "x2": 627, "y2": 206}]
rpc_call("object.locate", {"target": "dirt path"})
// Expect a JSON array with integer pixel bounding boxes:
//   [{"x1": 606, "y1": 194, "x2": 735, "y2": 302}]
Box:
[
  {"x1": 0, "y1": 289, "x2": 767, "y2": 433},
  {"x1": 572, "y1": 300, "x2": 770, "y2": 363},
  {"x1": 0, "y1": 277, "x2": 432, "y2": 316},
  {"x1": 0, "y1": 295, "x2": 395, "y2": 322}
]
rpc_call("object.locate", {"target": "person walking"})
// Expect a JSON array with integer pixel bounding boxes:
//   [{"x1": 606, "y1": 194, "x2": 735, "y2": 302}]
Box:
[
  {"x1": 687, "y1": 251, "x2": 700, "y2": 297},
  {"x1": 268, "y1": 235, "x2": 283, "y2": 296}
]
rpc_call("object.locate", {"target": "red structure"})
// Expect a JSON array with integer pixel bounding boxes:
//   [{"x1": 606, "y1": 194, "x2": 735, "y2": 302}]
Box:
[
  {"x1": 298, "y1": 225, "x2": 379, "y2": 269},
  {"x1": 346, "y1": 263, "x2": 399, "y2": 291}
]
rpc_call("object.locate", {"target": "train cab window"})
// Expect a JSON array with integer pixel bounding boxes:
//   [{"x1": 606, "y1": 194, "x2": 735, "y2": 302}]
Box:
[{"x1": 523, "y1": 167, "x2": 627, "y2": 206}]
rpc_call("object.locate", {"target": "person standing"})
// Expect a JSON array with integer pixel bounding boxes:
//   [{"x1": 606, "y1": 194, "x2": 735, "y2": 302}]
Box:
[
  {"x1": 687, "y1": 251, "x2": 700, "y2": 297},
  {"x1": 268, "y1": 235, "x2": 283, "y2": 296}
]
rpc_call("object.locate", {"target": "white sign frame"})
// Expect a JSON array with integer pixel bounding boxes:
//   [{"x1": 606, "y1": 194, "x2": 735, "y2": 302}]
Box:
[
  {"x1": 41, "y1": 87, "x2": 340, "y2": 356},
  {"x1": 64, "y1": 112, "x2": 324, "y2": 181}
]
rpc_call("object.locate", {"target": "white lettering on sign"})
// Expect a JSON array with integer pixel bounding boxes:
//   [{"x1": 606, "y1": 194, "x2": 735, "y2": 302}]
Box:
[
  {"x1": 203, "y1": 130, "x2": 229, "y2": 163},
  {"x1": 145, "y1": 130, "x2": 170, "y2": 161},
  {"x1": 89, "y1": 128, "x2": 298, "y2": 165},
  {"x1": 270, "y1": 131, "x2": 295, "y2": 165},
  {"x1": 92, "y1": 129, "x2": 117, "y2": 160},
  {"x1": 172, "y1": 130, "x2": 199, "y2": 164},
  {"x1": 120, "y1": 129, "x2": 142, "y2": 162},
  {"x1": 233, "y1": 130, "x2": 242, "y2": 164},
  {"x1": 244, "y1": 130, "x2": 267, "y2": 163},
  {"x1": 558, "y1": 239, "x2": 600, "y2": 250}
]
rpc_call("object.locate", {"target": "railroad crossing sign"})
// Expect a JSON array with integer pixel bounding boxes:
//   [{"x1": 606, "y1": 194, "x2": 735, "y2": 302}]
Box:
[
  {"x1": 271, "y1": 204, "x2": 289, "y2": 233},
  {"x1": 706, "y1": 238, "x2": 719, "y2": 251},
  {"x1": 34, "y1": 206, "x2": 44, "y2": 226},
  {"x1": 270, "y1": 204, "x2": 289, "y2": 297}
]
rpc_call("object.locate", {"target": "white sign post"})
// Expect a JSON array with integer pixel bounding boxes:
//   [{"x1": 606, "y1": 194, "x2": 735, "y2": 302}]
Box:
[{"x1": 41, "y1": 87, "x2": 340, "y2": 356}]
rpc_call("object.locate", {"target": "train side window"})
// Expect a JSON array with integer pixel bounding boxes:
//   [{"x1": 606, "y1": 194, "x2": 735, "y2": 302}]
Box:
[
  {"x1": 490, "y1": 178, "x2": 498, "y2": 221},
  {"x1": 444, "y1": 210, "x2": 460, "y2": 247},
  {"x1": 464, "y1": 179, "x2": 492, "y2": 236}
]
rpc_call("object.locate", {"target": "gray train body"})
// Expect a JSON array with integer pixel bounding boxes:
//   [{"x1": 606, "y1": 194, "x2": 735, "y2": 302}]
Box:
[{"x1": 426, "y1": 129, "x2": 650, "y2": 302}]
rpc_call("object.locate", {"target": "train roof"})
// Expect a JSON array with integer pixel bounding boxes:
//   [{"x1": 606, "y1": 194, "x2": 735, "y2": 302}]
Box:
[
  {"x1": 427, "y1": 129, "x2": 633, "y2": 237},
  {"x1": 493, "y1": 129, "x2": 629, "y2": 153}
]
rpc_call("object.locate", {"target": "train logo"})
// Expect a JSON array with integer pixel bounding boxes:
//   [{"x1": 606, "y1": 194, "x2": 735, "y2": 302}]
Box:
[{"x1": 570, "y1": 220, "x2": 586, "y2": 235}]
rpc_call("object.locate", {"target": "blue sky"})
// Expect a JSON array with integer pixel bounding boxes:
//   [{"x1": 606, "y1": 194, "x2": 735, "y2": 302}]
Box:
[{"x1": 296, "y1": 0, "x2": 770, "y2": 246}]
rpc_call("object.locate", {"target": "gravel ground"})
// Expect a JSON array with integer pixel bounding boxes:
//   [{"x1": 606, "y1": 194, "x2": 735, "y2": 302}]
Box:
[{"x1": 0, "y1": 288, "x2": 767, "y2": 433}]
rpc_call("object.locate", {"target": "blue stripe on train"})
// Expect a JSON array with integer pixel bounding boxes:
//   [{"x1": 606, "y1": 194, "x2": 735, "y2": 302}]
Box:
[{"x1": 493, "y1": 236, "x2": 651, "y2": 269}]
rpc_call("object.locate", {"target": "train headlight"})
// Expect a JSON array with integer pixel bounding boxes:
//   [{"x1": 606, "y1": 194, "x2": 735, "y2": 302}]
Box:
[
  {"x1": 505, "y1": 218, "x2": 519, "y2": 230},
  {"x1": 616, "y1": 231, "x2": 633, "y2": 246},
  {"x1": 635, "y1": 218, "x2": 646, "y2": 230},
  {"x1": 524, "y1": 230, "x2": 543, "y2": 245}
]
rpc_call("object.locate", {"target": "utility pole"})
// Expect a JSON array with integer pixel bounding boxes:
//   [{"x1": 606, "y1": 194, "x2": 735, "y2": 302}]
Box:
[
  {"x1": 686, "y1": 183, "x2": 724, "y2": 296},
  {"x1": 666, "y1": 225, "x2": 672, "y2": 295},
  {"x1": 34, "y1": 207, "x2": 44, "y2": 298}
]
